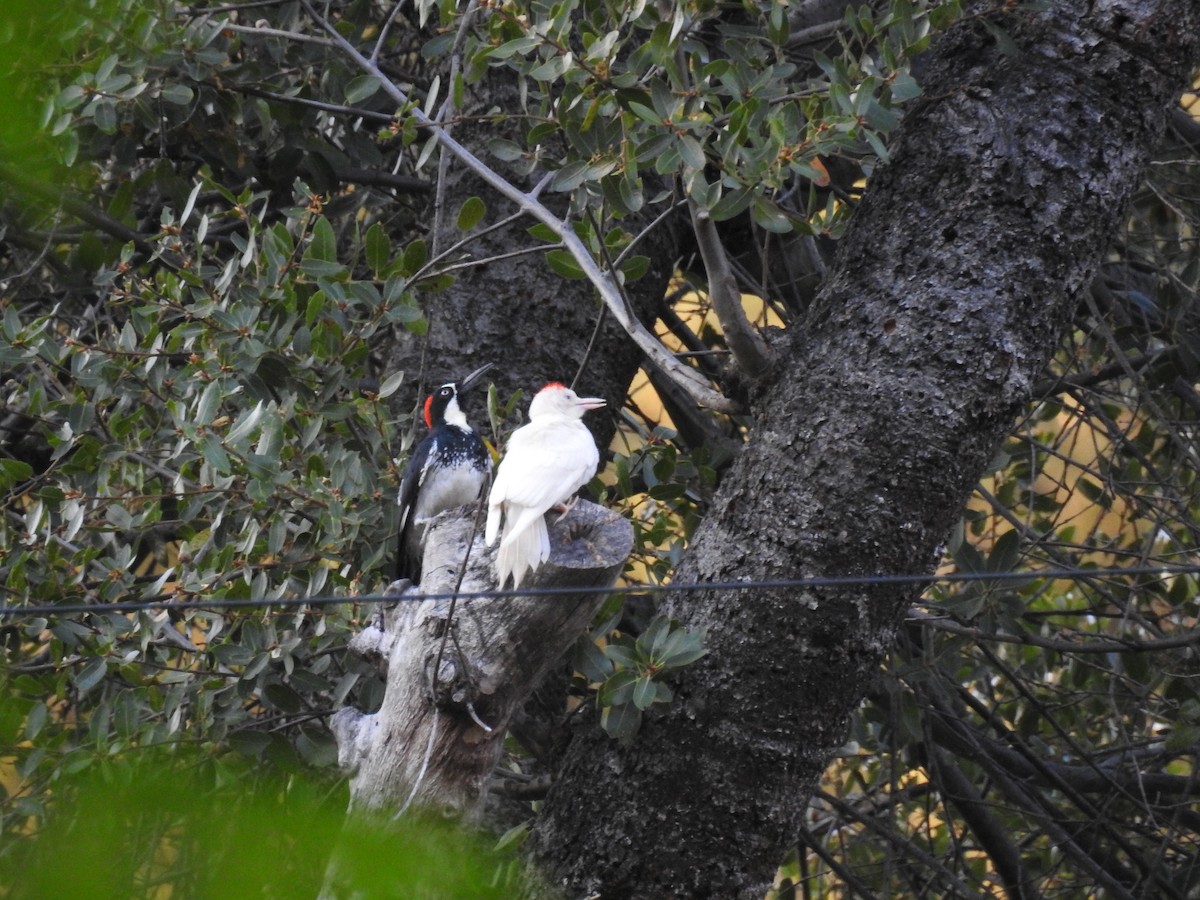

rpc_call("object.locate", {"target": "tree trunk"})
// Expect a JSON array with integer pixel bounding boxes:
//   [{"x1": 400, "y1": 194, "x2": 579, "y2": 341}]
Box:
[{"x1": 530, "y1": 3, "x2": 1200, "y2": 897}]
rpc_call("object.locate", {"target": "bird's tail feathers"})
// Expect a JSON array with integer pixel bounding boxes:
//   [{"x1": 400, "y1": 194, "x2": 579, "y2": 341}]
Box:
[
  {"x1": 495, "y1": 513, "x2": 550, "y2": 588},
  {"x1": 484, "y1": 502, "x2": 502, "y2": 547}
]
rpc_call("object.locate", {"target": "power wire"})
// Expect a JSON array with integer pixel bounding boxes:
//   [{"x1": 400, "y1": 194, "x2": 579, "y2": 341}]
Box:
[{"x1": 2, "y1": 564, "x2": 1197, "y2": 619}]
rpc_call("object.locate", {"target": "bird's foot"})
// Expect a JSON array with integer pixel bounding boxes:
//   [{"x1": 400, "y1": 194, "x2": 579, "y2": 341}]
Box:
[{"x1": 551, "y1": 495, "x2": 580, "y2": 524}]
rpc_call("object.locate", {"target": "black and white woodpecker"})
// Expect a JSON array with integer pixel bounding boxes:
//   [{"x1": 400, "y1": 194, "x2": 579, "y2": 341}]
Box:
[{"x1": 394, "y1": 363, "x2": 494, "y2": 582}]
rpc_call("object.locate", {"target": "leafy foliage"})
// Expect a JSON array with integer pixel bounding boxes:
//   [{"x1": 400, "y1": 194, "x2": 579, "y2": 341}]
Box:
[
  {"x1": 0, "y1": 178, "x2": 426, "y2": 825},
  {"x1": 2, "y1": 0, "x2": 1200, "y2": 897},
  {"x1": 609, "y1": 418, "x2": 716, "y2": 581},
  {"x1": 575, "y1": 611, "x2": 706, "y2": 741},
  {"x1": 467, "y1": 0, "x2": 930, "y2": 237}
]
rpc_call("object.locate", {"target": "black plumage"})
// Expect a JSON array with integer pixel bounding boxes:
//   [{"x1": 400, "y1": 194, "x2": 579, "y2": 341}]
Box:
[{"x1": 395, "y1": 363, "x2": 493, "y2": 582}]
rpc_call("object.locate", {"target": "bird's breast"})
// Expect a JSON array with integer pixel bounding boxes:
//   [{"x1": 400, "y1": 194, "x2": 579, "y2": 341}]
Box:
[{"x1": 414, "y1": 442, "x2": 491, "y2": 521}]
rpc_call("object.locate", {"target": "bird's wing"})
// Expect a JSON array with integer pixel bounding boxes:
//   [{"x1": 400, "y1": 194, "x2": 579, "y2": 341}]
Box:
[
  {"x1": 490, "y1": 422, "x2": 598, "y2": 514},
  {"x1": 397, "y1": 433, "x2": 437, "y2": 533}
]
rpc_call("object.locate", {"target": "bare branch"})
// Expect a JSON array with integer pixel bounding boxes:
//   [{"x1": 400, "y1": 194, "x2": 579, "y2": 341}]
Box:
[
  {"x1": 217, "y1": 20, "x2": 337, "y2": 46},
  {"x1": 815, "y1": 789, "x2": 982, "y2": 898},
  {"x1": 688, "y1": 198, "x2": 772, "y2": 380},
  {"x1": 298, "y1": 0, "x2": 736, "y2": 413},
  {"x1": 907, "y1": 609, "x2": 1200, "y2": 654}
]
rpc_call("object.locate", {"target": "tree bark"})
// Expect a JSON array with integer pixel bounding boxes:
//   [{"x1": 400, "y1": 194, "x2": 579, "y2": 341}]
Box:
[{"x1": 530, "y1": 3, "x2": 1200, "y2": 897}]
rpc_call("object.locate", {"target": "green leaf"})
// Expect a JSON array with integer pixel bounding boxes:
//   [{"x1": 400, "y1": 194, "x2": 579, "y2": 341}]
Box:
[
  {"x1": 648, "y1": 482, "x2": 687, "y2": 501},
  {"x1": 576, "y1": 636, "x2": 615, "y2": 683},
  {"x1": 345, "y1": 75, "x2": 381, "y2": 104},
  {"x1": 751, "y1": 197, "x2": 794, "y2": 234},
  {"x1": 599, "y1": 669, "x2": 638, "y2": 706},
  {"x1": 456, "y1": 196, "x2": 486, "y2": 232},
  {"x1": 632, "y1": 675, "x2": 658, "y2": 710},
  {"x1": 493, "y1": 821, "x2": 530, "y2": 854},
  {"x1": 74, "y1": 657, "x2": 108, "y2": 694},
  {"x1": 767, "y1": 0, "x2": 789, "y2": 45},
  {"x1": 228, "y1": 730, "x2": 271, "y2": 756},
  {"x1": 987, "y1": 528, "x2": 1021, "y2": 573},
  {"x1": 709, "y1": 187, "x2": 755, "y2": 222},
  {"x1": 299, "y1": 258, "x2": 346, "y2": 279},
  {"x1": 225, "y1": 400, "x2": 265, "y2": 447},
  {"x1": 264, "y1": 682, "x2": 304, "y2": 713},
  {"x1": 0, "y1": 458, "x2": 34, "y2": 491},
  {"x1": 159, "y1": 83, "x2": 194, "y2": 105},
  {"x1": 601, "y1": 702, "x2": 642, "y2": 741},
  {"x1": 198, "y1": 435, "x2": 231, "y2": 475},
  {"x1": 661, "y1": 639, "x2": 707, "y2": 668},
  {"x1": 377, "y1": 370, "x2": 405, "y2": 399},
  {"x1": 635, "y1": 616, "x2": 671, "y2": 658},
  {"x1": 401, "y1": 239, "x2": 428, "y2": 276},
  {"x1": 365, "y1": 222, "x2": 390, "y2": 278},
  {"x1": 676, "y1": 134, "x2": 706, "y2": 170},
  {"x1": 526, "y1": 223, "x2": 558, "y2": 244},
  {"x1": 890, "y1": 70, "x2": 921, "y2": 103},
  {"x1": 306, "y1": 216, "x2": 337, "y2": 263},
  {"x1": 487, "y1": 138, "x2": 527, "y2": 162},
  {"x1": 603, "y1": 642, "x2": 638, "y2": 669},
  {"x1": 546, "y1": 249, "x2": 586, "y2": 280},
  {"x1": 24, "y1": 701, "x2": 48, "y2": 740},
  {"x1": 619, "y1": 255, "x2": 651, "y2": 283},
  {"x1": 195, "y1": 380, "x2": 222, "y2": 425},
  {"x1": 552, "y1": 160, "x2": 592, "y2": 193},
  {"x1": 92, "y1": 101, "x2": 117, "y2": 133}
]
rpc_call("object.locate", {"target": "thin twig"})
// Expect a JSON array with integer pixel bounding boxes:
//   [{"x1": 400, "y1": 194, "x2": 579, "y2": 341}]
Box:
[
  {"x1": 220, "y1": 20, "x2": 338, "y2": 45},
  {"x1": 370, "y1": 0, "x2": 407, "y2": 62}
]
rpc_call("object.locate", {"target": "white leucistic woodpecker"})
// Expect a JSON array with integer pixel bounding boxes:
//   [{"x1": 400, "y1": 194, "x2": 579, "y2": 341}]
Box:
[
  {"x1": 485, "y1": 382, "x2": 606, "y2": 588},
  {"x1": 395, "y1": 363, "x2": 493, "y2": 582}
]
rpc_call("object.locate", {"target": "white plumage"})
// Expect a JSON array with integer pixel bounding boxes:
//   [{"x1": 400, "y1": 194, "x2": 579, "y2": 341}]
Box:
[{"x1": 485, "y1": 383, "x2": 606, "y2": 588}]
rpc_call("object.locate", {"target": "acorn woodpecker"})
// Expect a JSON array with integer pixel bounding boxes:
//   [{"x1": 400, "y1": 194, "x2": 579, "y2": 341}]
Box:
[
  {"x1": 395, "y1": 363, "x2": 494, "y2": 582},
  {"x1": 485, "y1": 382, "x2": 606, "y2": 588}
]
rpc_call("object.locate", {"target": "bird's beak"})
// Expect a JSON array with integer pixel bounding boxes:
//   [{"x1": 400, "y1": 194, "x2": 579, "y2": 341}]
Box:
[
  {"x1": 577, "y1": 397, "x2": 607, "y2": 411},
  {"x1": 459, "y1": 362, "x2": 494, "y2": 393}
]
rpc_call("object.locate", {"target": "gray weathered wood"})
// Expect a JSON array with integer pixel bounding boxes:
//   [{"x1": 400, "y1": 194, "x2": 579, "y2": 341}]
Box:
[{"x1": 331, "y1": 499, "x2": 631, "y2": 819}]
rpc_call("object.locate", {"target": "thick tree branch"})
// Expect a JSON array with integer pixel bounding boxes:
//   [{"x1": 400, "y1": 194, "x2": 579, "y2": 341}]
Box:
[
  {"x1": 924, "y1": 743, "x2": 1042, "y2": 900},
  {"x1": 687, "y1": 199, "x2": 773, "y2": 380},
  {"x1": 1, "y1": 163, "x2": 154, "y2": 257}
]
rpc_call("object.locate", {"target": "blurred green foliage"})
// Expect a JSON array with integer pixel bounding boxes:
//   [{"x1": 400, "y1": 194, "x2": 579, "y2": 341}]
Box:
[{"x1": 0, "y1": 744, "x2": 515, "y2": 898}]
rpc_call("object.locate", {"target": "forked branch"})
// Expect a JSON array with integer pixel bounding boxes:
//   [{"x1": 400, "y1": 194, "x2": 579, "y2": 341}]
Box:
[{"x1": 297, "y1": 0, "x2": 737, "y2": 413}]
